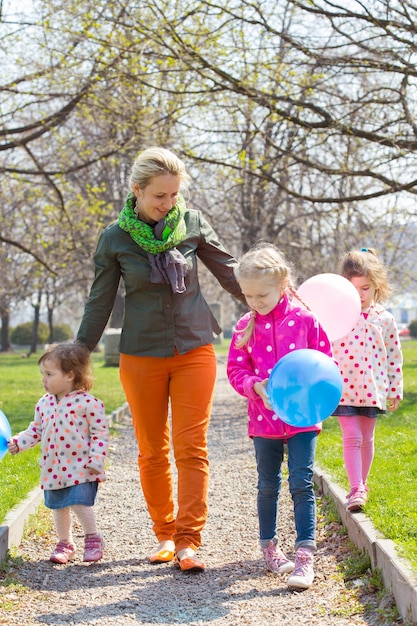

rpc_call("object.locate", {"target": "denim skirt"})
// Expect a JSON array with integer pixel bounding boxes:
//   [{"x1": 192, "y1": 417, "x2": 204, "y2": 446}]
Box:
[
  {"x1": 44, "y1": 482, "x2": 98, "y2": 510},
  {"x1": 333, "y1": 405, "x2": 385, "y2": 418}
]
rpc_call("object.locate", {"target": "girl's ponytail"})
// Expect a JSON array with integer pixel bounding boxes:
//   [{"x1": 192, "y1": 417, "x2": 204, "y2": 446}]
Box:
[{"x1": 235, "y1": 310, "x2": 256, "y2": 349}]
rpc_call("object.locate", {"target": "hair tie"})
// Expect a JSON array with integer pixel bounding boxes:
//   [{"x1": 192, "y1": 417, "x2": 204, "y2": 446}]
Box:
[{"x1": 361, "y1": 247, "x2": 369, "y2": 252}]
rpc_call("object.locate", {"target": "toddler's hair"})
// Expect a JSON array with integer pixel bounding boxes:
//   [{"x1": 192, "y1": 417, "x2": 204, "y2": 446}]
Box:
[
  {"x1": 38, "y1": 343, "x2": 93, "y2": 391},
  {"x1": 235, "y1": 243, "x2": 296, "y2": 347},
  {"x1": 340, "y1": 248, "x2": 390, "y2": 303}
]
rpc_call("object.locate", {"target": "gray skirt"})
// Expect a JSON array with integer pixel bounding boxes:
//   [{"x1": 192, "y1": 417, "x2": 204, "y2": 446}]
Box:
[{"x1": 44, "y1": 482, "x2": 98, "y2": 510}]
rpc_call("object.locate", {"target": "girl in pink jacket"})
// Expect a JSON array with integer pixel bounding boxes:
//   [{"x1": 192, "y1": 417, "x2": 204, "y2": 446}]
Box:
[
  {"x1": 227, "y1": 243, "x2": 332, "y2": 591},
  {"x1": 331, "y1": 248, "x2": 403, "y2": 513}
]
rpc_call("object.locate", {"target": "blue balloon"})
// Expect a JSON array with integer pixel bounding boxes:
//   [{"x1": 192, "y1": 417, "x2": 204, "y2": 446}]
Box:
[
  {"x1": 266, "y1": 349, "x2": 342, "y2": 427},
  {"x1": 0, "y1": 409, "x2": 12, "y2": 462}
]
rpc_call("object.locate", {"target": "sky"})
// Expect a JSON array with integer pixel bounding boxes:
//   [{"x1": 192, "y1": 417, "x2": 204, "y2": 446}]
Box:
[{"x1": 2, "y1": 0, "x2": 35, "y2": 18}]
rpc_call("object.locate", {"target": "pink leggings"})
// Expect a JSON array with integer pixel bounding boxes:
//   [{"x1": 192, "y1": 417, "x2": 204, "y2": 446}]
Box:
[{"x1": 337, "y1": 416, "x2": 377, "y2": 491}]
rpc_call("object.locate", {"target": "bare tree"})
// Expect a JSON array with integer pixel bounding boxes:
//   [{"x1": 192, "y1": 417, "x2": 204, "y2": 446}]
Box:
[{"x1": 1, "y1": 0, "x2": 416, "y2": 337}]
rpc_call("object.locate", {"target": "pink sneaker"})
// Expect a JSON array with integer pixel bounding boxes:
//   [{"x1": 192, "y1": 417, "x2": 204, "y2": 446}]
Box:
[
  {"x1": 287, "y1": 547, "x2": 314, "y2": 589},
  {"x1": 50, "y1": 541, "x2": 76, "y2": 564},
  {"x1": 346, "y1": 487, "x2": 367, "y2": 512},
  {"x1": 83, "y1": 533, "x2": 104, "y2": 562},
  {"x1": 262, "y1": 540, "x2": 294, "y2": 575}
]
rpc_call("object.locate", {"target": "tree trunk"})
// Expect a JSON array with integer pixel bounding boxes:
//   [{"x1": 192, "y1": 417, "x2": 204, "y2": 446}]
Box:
[
  {"x1": 28, "y1": 290, "x2": 42, "y2": 356},
  {"x1": 47, "y1": 306, "x2": 54, "y2": 343},
  {"x1": 0, "y1": 310, "x2": 11, "y2": 352}
]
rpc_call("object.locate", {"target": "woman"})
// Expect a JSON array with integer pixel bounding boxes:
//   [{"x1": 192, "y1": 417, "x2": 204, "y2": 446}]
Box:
[{"x1": 76, "y1": 146, "x2": 245, "y2": 572}]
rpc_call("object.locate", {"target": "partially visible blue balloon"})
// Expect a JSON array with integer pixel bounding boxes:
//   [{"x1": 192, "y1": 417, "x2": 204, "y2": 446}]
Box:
[
  {"x1": 267, "y1": 349, "x2": 342, "y2": 427},
  {"x1": 0, "y1": 409, "x2": 12, "y2": 461}
]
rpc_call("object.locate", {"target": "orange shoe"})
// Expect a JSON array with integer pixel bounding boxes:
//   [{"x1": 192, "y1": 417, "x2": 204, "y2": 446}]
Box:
[
  {"x1": 149, "y1": 540, "x2": 175, "y2": 564},
  {"x1": 174, "y1": 548, "x2": 205, "y2": 573},
  {"x1": 149, "y1": 549, "x2": 175, "y2": 564}
]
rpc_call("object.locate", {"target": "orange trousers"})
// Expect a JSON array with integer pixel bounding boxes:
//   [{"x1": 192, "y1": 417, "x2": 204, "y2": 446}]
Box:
[{"x1": 119, "y1": 344, "x2": 217, "y2": 553}]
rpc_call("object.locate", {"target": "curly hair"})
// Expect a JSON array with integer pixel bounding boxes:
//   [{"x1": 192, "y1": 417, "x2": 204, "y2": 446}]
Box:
[{"x1": 38, "y1": 343, "x2": 93, "y2": 391}]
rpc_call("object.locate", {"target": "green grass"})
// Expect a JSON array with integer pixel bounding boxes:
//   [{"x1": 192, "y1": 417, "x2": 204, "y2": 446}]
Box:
[
  {"x1": 316, "y1": 339, "x2": 417, "y2": 571},
  {"x1": 1, "y1": 341, "x2": 417, "y2": 573},
  {"x1": 0, "y1": 351, "x2": 125, "y2": 523}
]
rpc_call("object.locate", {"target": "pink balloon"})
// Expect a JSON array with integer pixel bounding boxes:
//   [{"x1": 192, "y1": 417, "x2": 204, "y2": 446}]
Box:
[{"x1": 294, "y1": 273, "x2": 361, "y2": 342}]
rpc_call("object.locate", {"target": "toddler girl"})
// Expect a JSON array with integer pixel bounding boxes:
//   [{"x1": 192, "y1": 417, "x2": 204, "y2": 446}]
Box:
[{"x1": 8, "y1": 343, "x2": 108, "y2": 564}]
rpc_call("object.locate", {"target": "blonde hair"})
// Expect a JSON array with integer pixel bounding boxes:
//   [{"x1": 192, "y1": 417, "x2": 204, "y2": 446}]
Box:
[
  {"x1": 235, "y1": 243, "x2": 297, "y2": 348},
  {"x1": 128, "y1": 146, "x2": 190, "y2": 190},
  {"x1": 38, "y1": 343, "x2": 94, "y2": 391},
  {"x1": 340, "y1": 248, "x2": 390, "y2": 303}
]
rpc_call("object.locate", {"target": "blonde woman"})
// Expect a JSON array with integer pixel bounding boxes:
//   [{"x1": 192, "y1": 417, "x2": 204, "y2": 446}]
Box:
[{"x1": 77, "y1": 147, "x2": 245, "y2": 572}]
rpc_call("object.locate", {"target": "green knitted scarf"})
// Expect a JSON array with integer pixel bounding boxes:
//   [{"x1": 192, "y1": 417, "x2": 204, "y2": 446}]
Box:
[{"x1": 118, "y1": 192, "x2": 187, "y2": 253}]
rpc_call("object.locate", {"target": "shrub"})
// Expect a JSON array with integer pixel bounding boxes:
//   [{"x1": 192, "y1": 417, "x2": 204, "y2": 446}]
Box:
[
  {"x1": 409, "y1": 319, "x2": 417, "y2": 338},
  {"x1": 11, "y1": 322, "x2": 49, "y2": 345},
  {"x1": 51, "y1": 324, "x2": 73, "y2": 342}
]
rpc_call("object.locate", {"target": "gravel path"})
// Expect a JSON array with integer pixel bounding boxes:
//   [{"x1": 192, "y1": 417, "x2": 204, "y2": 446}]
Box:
[{"x1": 0, "y1": 360, "x2": 402, "y2": 625}]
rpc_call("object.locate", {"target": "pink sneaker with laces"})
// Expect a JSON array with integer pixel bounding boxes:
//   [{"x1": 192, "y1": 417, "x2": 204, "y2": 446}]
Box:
[
  {"x1": 262, "y1": 540, "x2": 294, "y2": 574},
  {"x1": 50, "y1": 541, "x2": 76, "y2": 564},
  {"x1": 346, "y1": 487, "x2": 368, "y2": 512},
  {"x1": 83, "y1": 533, "x2": 104, "y2": 562},
  {"x1": 287, "y1": 547, "x2": 314, "y2": 590}
]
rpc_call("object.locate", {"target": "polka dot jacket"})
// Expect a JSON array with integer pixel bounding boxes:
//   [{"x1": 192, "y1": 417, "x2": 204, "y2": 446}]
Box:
[
  {"x1": 13, "y1": 391, "x2": 109, "y2": 490},
  {"x1": 227, "y1": 293, "x2": 333, "y2": 439},
  {"x1": 331, "y1": 304, "x2": 403, "y2": 409}
]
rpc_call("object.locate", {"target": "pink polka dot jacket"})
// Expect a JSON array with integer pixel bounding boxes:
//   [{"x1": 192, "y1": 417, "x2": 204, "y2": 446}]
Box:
[
  {"x1": 227, "y1": 294, "x2": 333, "y2": 439},
  {"x1": 13, "y1": 391, "x2": 109, "y2": 490},
  {"x1": 331, "y1": 304, "x2": 403, "y2": 409}
]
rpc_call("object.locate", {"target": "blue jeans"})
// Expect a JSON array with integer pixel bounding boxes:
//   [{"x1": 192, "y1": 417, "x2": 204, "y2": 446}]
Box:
[{"x1": 253, "y1": 432, "x2": 318, "y2": 551}]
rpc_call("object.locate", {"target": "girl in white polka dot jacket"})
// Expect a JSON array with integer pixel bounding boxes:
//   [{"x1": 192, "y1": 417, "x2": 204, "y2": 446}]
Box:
[
  {"x1": 227, "y1": 243, "x2": 332, "y2": 591},
  {"x1": 331, "y1": 248, "x2": 403, "y2": 514},
  {"x1": 8, "y1": 343, "x2": 108, "y2": 565}
]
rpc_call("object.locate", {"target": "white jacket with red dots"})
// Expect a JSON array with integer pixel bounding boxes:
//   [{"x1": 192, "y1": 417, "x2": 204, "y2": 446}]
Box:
[
  {"x1": 13, "y1": 391, "x2": 108, "y2": 490},
  {"x1": 331, "y1": 303, "x2": 403, "y2": 409}
]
